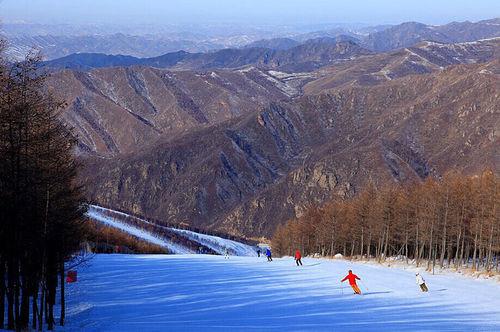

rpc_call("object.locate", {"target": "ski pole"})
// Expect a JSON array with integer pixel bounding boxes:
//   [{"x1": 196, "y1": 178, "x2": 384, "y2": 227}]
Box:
[{"x1": 360, "y1": 280, "x2": 369, "y2": 291}]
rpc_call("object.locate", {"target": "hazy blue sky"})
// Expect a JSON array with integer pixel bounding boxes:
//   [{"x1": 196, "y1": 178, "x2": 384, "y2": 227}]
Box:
[{"x1": 1, "y1": 0, "x2": 499, "y2": 25}]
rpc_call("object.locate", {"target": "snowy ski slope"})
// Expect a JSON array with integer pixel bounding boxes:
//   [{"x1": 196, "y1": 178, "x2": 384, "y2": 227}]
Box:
[
  {"x1": 86, "y1": 207, "x2": 194, "y2": 254},
  {"x1": 86, "y1": 205, "x2": 257, "y2": 256},
  {"x1": 63, "y1": 254, "x2": 500, "y2": 331}
]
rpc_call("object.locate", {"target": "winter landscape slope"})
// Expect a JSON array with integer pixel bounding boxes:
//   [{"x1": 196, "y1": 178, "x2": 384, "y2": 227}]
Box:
[
  {"x1": 86, "y1": 205, "x2": 257, "y2": 256},
  {"x1": 61, "y1": 254, "x2": 500, "y2": 331}
]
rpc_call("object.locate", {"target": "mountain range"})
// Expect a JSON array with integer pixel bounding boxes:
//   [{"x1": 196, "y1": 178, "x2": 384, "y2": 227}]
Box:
[
  {"x1": 47, "y1": 37, "x2": 499, "y2": 157},
  {"x1": 38, "y1": 18, "x2": 500, "y2": 238},
  {"x1": 363, "y1": 18, "x2": 500, "y2": 51},
  {"x1": 43, "y1": 39, "x2": 371, "y2": 72},
  {"x1": 78, "y1": 60, "x2": 499, "y2": 236},
  {"x1": 6, "y1": 18, "x2": 499, "y2": 62}
]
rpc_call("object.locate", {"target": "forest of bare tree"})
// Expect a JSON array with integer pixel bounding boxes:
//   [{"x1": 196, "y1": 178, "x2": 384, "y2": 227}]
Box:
[
  {"x1": 0, "y1": 42, "x2": 86, "y2": 330},
  {"x1": 273, "y1": 171, "x2": 499, "y2": 273}
]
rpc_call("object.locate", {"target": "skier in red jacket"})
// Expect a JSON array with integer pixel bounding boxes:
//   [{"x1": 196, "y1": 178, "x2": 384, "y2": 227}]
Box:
[
  {"x1": 295, "y1": 250, "x2": 303, "y2": 266},
  {"x1": 341, "y1": 270, "x2": 362, "y2": 294}
]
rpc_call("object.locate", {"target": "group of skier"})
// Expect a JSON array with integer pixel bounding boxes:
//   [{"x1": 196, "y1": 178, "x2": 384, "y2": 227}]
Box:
[
  {"x1": 262, "y1": 248, "x2": 430, "y2": 295},
  {"x1": 223, "y1": 246, "x2": 429, "y2": 295}
]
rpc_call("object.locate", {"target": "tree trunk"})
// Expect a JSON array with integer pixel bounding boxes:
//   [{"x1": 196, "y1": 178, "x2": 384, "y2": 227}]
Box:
[
  {"x1": 38, "y1": 288, "x2": 44, "y2": 331},
  {"x1": 383, "y1": 226, "x2": 390, "y2": 261},
  {"x1": 439, "y1": 189, "x2": 449, "y2": 267},
  {"x1": 47, "y1": 302, "x2": 54, "y2": 330},
  {"x1": 14, "y1": 278, "x2": 20, "y2": 329},
  {"x1": 432, "y1": 244, "x2": 437, "y2": 274},
  {"x1": 454, "y1": 229, "x2": 462, "y2": 269},
  {"x1": 415, "y1": 224, "x2": 419, "y2": 266},
  {"x1": 464, "y1": 243, "x2": 470, "y2": 268},
  {"x1": 360, "y1": 227, "x2": 364, "y2": 258},
  {"x1": 0, "y1": 259, "x2": 5, "y2": 328},
  {"x1": 367, "y1": 232, "x2": 372, "y2": 258},
  {"x1": 32, "y1": 291, "x2": 38, "y2": 330},
  {"x1": 427, "y1": 219, "x2": 435, "y2": 270},
  {"x1": 486, "y1": 223, "x2": 494, "y2": 271},
  {"x1": 60, "y1": 260, "x2": 65, "y2": 326},
  {"x1": 7, "y1": 261, "x2": 15, "y2": 330},
  {"x1": 405, "y1": 230, "x2": 409, "y2": 264},
  {"x1": 19, "y1": 281, "x2": 30, "y2": 329}
]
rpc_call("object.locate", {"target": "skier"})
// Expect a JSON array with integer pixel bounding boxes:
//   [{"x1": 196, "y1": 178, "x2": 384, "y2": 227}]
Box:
[
  {"x1": 224, "y1": 248, "x2": 229, "y2": 259},
  {"x1": 257, "y1": 249, "x2": 261, "y2": 257},
  {"x1": 266, "y1": 248, "x2": 273, "y2": 262},
  {"x1": 295, "y1": 249, "x2": 303, "y2": 266},
  {"x1": 341, "y1": 270, "x2": 362, "y2": 295},
  {"x1": 416, "y1": 273, "x2": 428, "y2": 292}
]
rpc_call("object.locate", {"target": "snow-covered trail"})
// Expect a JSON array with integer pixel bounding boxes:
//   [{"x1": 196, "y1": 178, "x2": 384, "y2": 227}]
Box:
[
  {"x1": 63, "y1": 255, "x2": 500, "y2": 331},
  {"x1": 86, "y1": 205, "x2": 257, "y2": 256}
]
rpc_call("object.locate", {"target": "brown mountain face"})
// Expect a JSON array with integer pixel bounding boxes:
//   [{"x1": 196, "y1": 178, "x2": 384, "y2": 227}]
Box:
[
  {"x1": 304, "y1": 38, "x2": 499, "y2": 93},
  {"x1": 80, "y1": 60, "x2": 499, "y2": 237},
  {"x1": 47, "y1": 66, "x2": 313, "y2": 156}
]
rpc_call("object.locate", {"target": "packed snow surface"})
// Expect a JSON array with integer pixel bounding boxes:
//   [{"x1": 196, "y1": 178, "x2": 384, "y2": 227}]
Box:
[
  {"x1": 169, "y1": 228, "x2": 257, "y2": 257},
  {"x1": 63, "y1": 254, "x2": 500, "y2": 331}
]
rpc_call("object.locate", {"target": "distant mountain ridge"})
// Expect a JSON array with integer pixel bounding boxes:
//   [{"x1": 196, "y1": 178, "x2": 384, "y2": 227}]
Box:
[
  {"x1": 40, "y1": 18, "x2": 500, "y2": 73},
  {"x1": 305, "y1": 38, "x2": 500, "y2": 92},
  {"x1": 5, "y1": 33, "x2": 226, "y2": 61},
  {"x1": 6, "y1": 17, "x2": 499, "y2": 64},
  {"x1": 362, "y1": 18, "x2": 500, "y2": 51},
  {"x1": 43, "y1": 40, "x2": 371, "y2": 72}
]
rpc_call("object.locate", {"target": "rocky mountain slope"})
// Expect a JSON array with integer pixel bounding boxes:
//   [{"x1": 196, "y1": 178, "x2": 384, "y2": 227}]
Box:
[
  {"x1": 47, "y1": 66, "x2": 313, "y2": 156},
  {"x1": 79, "y1": 61, "x2": 499, "y2": 237}
]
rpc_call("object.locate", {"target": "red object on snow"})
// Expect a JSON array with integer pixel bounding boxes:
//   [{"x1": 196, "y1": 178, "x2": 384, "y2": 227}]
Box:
[
  {"x1": 295, "y1": 250, "x2": 302, "y2": 260},
  {"x1": 66, "y1": 270, "x2": 77, "y2": 283},
  {"x1": 341, "y1": 271, "x2": 360, "y2": 285}
]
